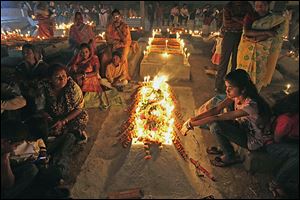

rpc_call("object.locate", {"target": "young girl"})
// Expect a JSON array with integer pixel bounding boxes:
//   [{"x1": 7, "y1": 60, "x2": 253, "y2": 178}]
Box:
[
  {"x1": 68, "y1": 43, "x2": 102, "y2": 94},
  {"x1": 181, "y1": 69, "x2": 271, "y2": 167}
]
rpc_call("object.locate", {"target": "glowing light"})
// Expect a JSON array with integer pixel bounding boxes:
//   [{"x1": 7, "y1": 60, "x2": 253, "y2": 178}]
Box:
[
  {"x1": 131, "y1": 75, "x2": 174, "y2": 145},
  {"x1": 162, "y1": 52, "x2": 169, "y2": 58}
]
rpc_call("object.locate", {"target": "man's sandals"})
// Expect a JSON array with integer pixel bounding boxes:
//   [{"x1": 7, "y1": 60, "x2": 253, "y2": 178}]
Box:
[
  {"x1": 210, "y1": 155, "x2": 243, "y2": 167},
  {"x1": 206, "y1": 146, "x2": 223, "y2": 155}
]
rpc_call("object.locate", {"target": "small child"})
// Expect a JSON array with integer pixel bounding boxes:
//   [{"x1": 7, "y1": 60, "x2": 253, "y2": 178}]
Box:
[{"x1": 211, "y1": 36, "x2": 223, "y2": 65}]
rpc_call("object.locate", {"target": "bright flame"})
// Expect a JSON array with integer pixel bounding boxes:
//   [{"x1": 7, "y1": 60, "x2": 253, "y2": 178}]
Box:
[
  {"x1": 162, "y1": 52, "x2": 169, "y2": 58},
  {"x1": 131, "y1": 76, "x2": 175, "y2": 145}
]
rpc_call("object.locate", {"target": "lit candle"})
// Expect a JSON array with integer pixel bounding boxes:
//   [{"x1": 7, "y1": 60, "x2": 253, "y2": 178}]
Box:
[
  {"x1": 176, "y1": 32, "x2": 180, "y2": 40},
  {"x1": 165, "y1": 39, "x2": 168, "y2": 49},
  {"x1": 163, "y1": 52, "x2": 168, "y2": 58},
  {"x1": 167, "y1": 28, "x2": 170, "y2": 32},
  {"x1": 284, "y1": 83, "x2": 291, "y2": 94}
]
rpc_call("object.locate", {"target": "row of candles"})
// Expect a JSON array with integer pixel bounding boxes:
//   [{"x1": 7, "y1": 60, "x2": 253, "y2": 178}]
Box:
[
  {"x1": 1, "y1": 29, "x2": 67, "y2": 42},
  {"x1": 166, "y1": 28, "x2": 221, "y2": 38},
  {"x1": 143, "y1": 29, "x2": 190, "y2": 61}
]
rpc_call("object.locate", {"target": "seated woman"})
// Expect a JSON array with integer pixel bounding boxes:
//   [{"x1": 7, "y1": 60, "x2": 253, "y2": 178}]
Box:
[
  {"x1": 68, "y1": 43, "x2": 104, "y2": 108},
  {"x1": 236, "y1": 1, "x2": 287, "y2": 92},
  {"x1": 15, "y1": 43, "x2": 49, "y2": 119},
  {"x1": 265, "y1": 91, "x2": 299, "y2": 198},
  {"x1": 38, "y1": 63, "x2": 88, "y2": 146},
  {"x1": 68, "y1": 43, "x2": 102, "y2": 94},
  {"x1": 105, "y1": 51, "x2": 129, "y2": 91},
  {"x1": 69, "y1": 12, "x2": 96, "y2": 54},
  {"x1": 181, "y1": 69, "x2": 271, "y2": 167}
]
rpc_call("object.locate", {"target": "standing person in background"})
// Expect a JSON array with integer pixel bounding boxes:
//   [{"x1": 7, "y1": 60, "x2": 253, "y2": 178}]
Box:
[
  {"x1": 34, "y1": 2, "x2": 55, "y2": 39},
  {"x1": 148, "y1": 3, "x2": 155, "y2": 31},
  {"x1": 237, "y1": 1, "x2": 287, "y2": 92},
  {"x1": 170, "y1": 4, "x2": 179, "y2": 27},
  {"x1": 99, "y1": 4, "x2": 109, "y2": 29},
  {"x1": 202, "y1": 4, "x2": 213, "y2": 36},
  {"x1": 155, "y1": 2, "x2": 163, "y2": 28},
  {"x1": 180, "y1": 4, "x2": 189, "y2": 27},
  {"x1": 214, "y1": 1, "x2": 254, "y2": 94},
  {"x1": 69, "y1": 12, "x2": 96, "y2": 55},
  {"x1": 195, "y1": 7, "x2": 204, "y2": 29}
]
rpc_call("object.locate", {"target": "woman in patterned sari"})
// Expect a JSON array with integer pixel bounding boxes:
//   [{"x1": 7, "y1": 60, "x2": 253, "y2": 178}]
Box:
[
  {"x1": 67, "y1": 43, "x2": 105, "y2": 109},
  {"x1": 39, "y1": 64, "x2": 88, "y2": 145},
  {"x1": 69, "y1": 12, "x2": 96, "y2": 54},
  {"x1": 236, "y1": 1, "x2": 287, "y2": 92}
]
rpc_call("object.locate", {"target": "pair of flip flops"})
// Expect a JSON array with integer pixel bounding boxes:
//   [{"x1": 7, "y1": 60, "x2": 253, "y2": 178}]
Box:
[
  {"x1": 206, "y1": 146, "x2": 223, "y2": 155},
  {"x1": 210, "y1": 156, "x2": 243, "y2": 167},
  {"x1": 207, "y1": 146, "x2": 243, "y2": 167}
]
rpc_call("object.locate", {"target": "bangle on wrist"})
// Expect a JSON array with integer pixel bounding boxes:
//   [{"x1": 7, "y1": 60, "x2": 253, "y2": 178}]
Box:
[{"x1": 188, "y1": 121, "x2": 194, "y2": 130}]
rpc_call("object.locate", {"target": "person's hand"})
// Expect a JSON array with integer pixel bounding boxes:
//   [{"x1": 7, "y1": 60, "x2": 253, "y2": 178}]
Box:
[
  {"x1": 51, "y1": 120, "x2": 65, "y2": 133},
  {"x1": 180, "y1": 119, "x2": 194, "y2": 136}
]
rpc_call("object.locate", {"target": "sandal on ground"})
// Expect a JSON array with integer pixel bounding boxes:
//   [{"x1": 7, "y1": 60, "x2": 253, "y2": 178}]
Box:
[
  {"x1": 268, "y1": 180, "x2": 287, "y2": 199},
  {"x1": 210, "y1": 155, "x2": 243, "y2": 167},
  {"x1": 206, "y1": 146, "x2": 223, "y2": 155}
]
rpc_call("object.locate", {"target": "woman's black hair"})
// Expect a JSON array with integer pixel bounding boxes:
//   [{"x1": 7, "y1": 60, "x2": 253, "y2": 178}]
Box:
[
  {"x1": 225, "y1": 69, "x2": 271, "y2": 120},
  {"x1": 272, "y1": 91, "x2": 299, "y2": 116},
  {"x1": 47, "y1": 63, "x2": 68, "y2": 78},
  {"x1": 112, "y1": 51, "x2": 122, "y2": 58},
  {"x1": 22, "y1": 43, "x2": 36, "y2": 55},
  {"x1": 79, "y1": 43, "x2": 91, "y2": 51},
  {"x1": 75, "y1": 11, "x2": 82, "y2": 17},
  {"x1": 112, "y1": 9, "x2": 120, "y2": 16}
]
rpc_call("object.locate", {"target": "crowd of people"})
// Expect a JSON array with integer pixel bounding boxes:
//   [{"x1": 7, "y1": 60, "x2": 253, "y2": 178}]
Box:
[{"x1": 1, "y1": 1, "x2": 299, "y2": 199}]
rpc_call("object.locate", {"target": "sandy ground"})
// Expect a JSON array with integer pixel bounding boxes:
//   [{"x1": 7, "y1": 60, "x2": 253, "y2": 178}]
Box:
[{"x1": 60, "y1": 37, "x2": 298, "y2": 199}]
